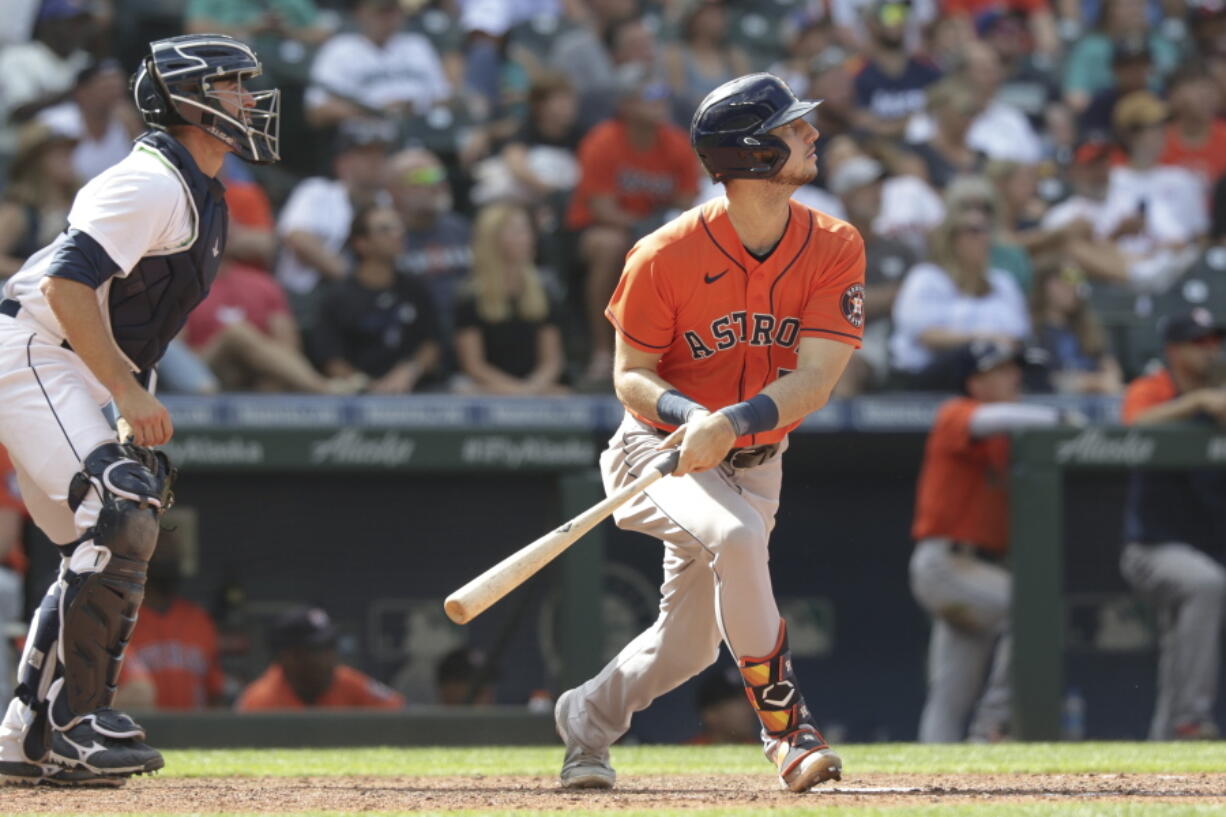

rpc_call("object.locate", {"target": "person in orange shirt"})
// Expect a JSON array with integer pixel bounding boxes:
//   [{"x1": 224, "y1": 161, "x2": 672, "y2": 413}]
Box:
[
  {"x1": 236, "y1": 606, "x2": 403, "y2": 711},
  {"x1": 555, "y1": 73, "x2": 863, "y2": 794},
  {"x1": 127, "y1": 529, "x2": 224, "y2": 710},
  {"x1": 566, "y1": 64, "x2": 700, "y2": 386},
  {"x1": 1118, "y1": 309, "x2": 1226, "y2": 740},
  {"x1": 1160, "y1": 65, "x2": 1226, "y2": 190},
  {"x1": 909, "y1": 340, "x2": 1077, "y2": 743}
]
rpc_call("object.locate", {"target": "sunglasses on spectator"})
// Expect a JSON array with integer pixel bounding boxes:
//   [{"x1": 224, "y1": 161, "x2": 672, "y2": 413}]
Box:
[
  {"x1": 401, "y1": 166, "x2": 446, "y2": 186},
  {"x1": 954, "y1": 224, "x2": 990, "y2": 236}
]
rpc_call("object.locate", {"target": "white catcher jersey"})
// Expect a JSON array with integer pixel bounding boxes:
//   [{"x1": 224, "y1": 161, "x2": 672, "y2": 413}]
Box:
[{"x1": 4, "y1": 139, "x2": 198, "y2": 360}]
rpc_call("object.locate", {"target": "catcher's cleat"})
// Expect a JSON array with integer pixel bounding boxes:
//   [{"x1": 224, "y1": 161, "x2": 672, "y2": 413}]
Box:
[
  {"x1": 555, "y1": 689, "x2": 616, "y2": 790},
  {"x1": 49, "y1": 717, "x2": 164, "y2": 777},
  {"x1": 765, "y1": 726, "x2": 842, "y2": 792},
  {"x1": 0, "y1": 759, "x2": 127, "y2": 787},
  {"x1": 0, "y1": 760, "x2": 44, "y2": 785}
]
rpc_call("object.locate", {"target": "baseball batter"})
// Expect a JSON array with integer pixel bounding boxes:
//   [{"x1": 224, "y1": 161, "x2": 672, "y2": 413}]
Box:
[
  {"x1": 554, "y1": 74, "x2": 865, "y2": 793},
  {"x1": 0, "y1": 35, "x2": 279, "y2": 785}
]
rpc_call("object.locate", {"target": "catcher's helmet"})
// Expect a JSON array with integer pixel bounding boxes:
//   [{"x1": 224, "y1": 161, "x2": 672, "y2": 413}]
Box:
[
  {"x1": 690, "y1": 73, "x2": 821, "y2": 182},
  {"x1": 132, "y1": 34, "x2": 280, "y2": 164}
]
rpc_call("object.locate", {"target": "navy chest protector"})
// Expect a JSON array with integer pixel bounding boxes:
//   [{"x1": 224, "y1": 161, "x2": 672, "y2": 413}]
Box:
[{"x1": 109, "y1": 131, "x2": 228, "y2": 372}]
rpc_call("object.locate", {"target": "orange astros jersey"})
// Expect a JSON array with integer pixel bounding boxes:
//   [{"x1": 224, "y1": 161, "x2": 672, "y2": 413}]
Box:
[{"x1": 605, "y1": 197, "x2": 866, "y2": 447}]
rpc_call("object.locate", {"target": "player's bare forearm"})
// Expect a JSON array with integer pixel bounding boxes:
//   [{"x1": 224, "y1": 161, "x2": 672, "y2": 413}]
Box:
[
  {"x1": 758, "y1": 337, "x2": 854, "y2": 427},
  {"x1": 42, "y1": 277, "x2": 140, "y2": 395},
  {"x1": 1131, "y1": 390, "x2": 1224, "y2": 426},
  {"x1": 613, "y1": 337, "x2": 707, "y2": 425}
]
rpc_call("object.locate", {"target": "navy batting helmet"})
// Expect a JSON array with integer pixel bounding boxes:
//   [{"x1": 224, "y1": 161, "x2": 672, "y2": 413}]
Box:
[
  {"x1": 690, "y1": 73, "x2": 821, "y2": 182},
  {"x1": 132, "y1": 34, "x2": 280, "y2": 164}
]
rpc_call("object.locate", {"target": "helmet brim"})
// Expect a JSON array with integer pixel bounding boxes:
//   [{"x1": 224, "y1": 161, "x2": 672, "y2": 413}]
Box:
[{"x1": 756, "y1": 99, "x2": 822, "y2": 134}]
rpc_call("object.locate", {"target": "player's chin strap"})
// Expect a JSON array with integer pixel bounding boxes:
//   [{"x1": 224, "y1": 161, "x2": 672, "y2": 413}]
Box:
[{"x1": 737, "y1": 620, "x2": 829, "y2": 747}]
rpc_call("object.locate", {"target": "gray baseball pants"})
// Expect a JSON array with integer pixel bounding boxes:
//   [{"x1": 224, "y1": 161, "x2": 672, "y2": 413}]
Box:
[
  {"x1": 558, "y1": 413, "x2": 785, "y2": 751},
  {"x1": 1120, "y1": 541, "x2": 1226, "y2": 739},
  {"x1": 910, "y1": 538, "x2": 1012, "y2": 742}
]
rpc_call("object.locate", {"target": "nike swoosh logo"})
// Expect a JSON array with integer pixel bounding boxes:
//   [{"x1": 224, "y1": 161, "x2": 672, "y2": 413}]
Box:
[{"x1": 704, "y1": 269, "x2": 729, "y2": 284}]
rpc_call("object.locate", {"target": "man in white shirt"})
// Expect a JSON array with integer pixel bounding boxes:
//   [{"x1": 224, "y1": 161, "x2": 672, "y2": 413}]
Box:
[
  {"x1": 36, "y1": 59, "x2": 141, "y2": 183},
  {"x1": 275, "y1": 118, "x2": 395, "y2": 319},
  {"x1": 305, "y1": 0, "x2": 451, "y2": 128},
  {"x1": 1095, "y1": 92, "x2": 1208, "y2": 293}
]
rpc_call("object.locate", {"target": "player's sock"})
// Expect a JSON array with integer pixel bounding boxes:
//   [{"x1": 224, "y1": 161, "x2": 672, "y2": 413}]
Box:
[{"x1": 736, "y1": 620, "x2": 826, "y2": 743}]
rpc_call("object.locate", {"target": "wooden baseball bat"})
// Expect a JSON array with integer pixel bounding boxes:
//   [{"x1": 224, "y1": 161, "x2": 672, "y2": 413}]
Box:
[{"x1": 444, "y1": 449, "x2": 680, "y2": 625}]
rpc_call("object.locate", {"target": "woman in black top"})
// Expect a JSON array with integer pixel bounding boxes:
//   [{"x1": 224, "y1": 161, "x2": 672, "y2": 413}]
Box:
[
  {"x1": 316, "y1": 204, "x2": 441, "y2": 393},
  {"x1": 453, "y1": 201, "x2": 568, "y2": 395}
]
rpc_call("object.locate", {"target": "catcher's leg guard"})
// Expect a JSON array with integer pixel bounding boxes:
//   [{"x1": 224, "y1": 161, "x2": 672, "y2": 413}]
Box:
[
  {"x1": 738, "y1": 620, "x2": 842, "y2": 792},
  {"x1": 43, "y1": 444, "x2": 172, "y2": 776},
  {"x1": 0, "y1": 577, "x2": 66, "y2": 782}
]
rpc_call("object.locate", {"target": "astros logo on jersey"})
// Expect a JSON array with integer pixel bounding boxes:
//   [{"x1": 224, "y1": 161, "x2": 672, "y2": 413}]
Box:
[{"x1": 841, "y1": 284, "x2": 865, "y2": 330}]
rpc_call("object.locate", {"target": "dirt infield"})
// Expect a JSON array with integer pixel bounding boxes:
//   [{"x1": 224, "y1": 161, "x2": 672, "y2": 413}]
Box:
[{"x1": 5, "y1": 773, "x2": 1226, "y2": 813}]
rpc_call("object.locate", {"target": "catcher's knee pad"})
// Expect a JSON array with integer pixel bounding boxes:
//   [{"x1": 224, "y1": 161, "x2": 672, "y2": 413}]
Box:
[
  {"x1": 54, "y1": 443, "x2": 175, "y2": 726},
  {"x1": 737, "y1": 620, "x2": 820, "y2": 739}
]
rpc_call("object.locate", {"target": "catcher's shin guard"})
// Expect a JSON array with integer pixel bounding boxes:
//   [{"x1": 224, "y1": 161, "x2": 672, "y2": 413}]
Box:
[
  {"x1": 53, "y1": 443, "x2": 173, "y2": 729},
  {"x1": 738, "y1": 620, "x2": 841, "y2": 791}
]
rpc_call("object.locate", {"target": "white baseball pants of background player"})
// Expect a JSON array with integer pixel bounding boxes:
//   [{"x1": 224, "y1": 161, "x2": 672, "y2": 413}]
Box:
[
  {"x1": 0, "y1": 314, "x2": 115, "y2": 753},
  {"x1": 1120, "y1": 541, "x2": 1226, "y2": 739},
  {"x1": 557, "y1": 413, "x2": 786, "y2": 751},
  {"x1": 910, "y1": 537, "x2": 1011, "y2": 743}
]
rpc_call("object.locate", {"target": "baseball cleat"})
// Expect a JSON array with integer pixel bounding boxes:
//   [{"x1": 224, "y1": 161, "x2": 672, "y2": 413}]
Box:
[
  {"x1": 0, "y1": 759, "x2": 127, "y2": 787},
  {"x1": 0, "y1": 760, "x2": 45, "y2": 785},
  {"x1": 49, "y1": 721, "x2": 164, "y2": 777},
  {"x1": 555, "y1": 689, "x2": 616, "y2": 790},
  {"x1": 767, "y1": 727, "x2": 842, "y2": 792}
]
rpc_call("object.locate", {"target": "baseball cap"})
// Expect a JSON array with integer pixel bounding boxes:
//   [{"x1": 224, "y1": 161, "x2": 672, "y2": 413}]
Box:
[
  {"x1": 335, "y1": 118, "x2": 397, "y2": 154},
  {"x1": 269, "y1": 606, "x2": 338, "y2": 653},
  {"x1": 830, "y1": 156, "x2": 884, "y2": 196},
  {"x1": 1161, "y1": 308, "x2": 1226, "y2": 344},
  {"x1": 956, "y1": 338, "x2": 1023, "y2": 386},
  {"x1": 38, "y1": 0, "x2": 92, "y2": 21}
]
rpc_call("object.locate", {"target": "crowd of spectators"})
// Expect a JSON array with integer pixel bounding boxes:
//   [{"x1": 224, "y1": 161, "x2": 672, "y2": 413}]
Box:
[{"x1": 1, "y1": 0, "x2": 1225, "y2": 399}]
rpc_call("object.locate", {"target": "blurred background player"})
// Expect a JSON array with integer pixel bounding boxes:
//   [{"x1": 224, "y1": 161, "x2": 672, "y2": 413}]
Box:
[
  {"x1": 1118, "y1": 309, "x2": 1226, "y2": 740},
  {"x1": 687, "y1": 663, "x2": 760, "y2": 745},
  {"x1": 236, "y1": 606, "x2": 404, "y2": 711},
  {"x1": 910, "y1": 339, "x2": 1080, "y2": 742},
  {"x1": 127, "y1": 529, "x2": 224, "y2": 710}
]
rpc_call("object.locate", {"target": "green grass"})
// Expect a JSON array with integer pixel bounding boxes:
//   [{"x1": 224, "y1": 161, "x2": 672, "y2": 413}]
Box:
[{"x1": 158, "y1": 742, "x2": 1226, "y2": 777}]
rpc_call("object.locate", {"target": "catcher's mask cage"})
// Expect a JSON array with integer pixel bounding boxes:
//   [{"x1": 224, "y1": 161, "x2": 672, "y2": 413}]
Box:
[{"x1": 133, "y1": 34, "x2": 280, "y2": 165}]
